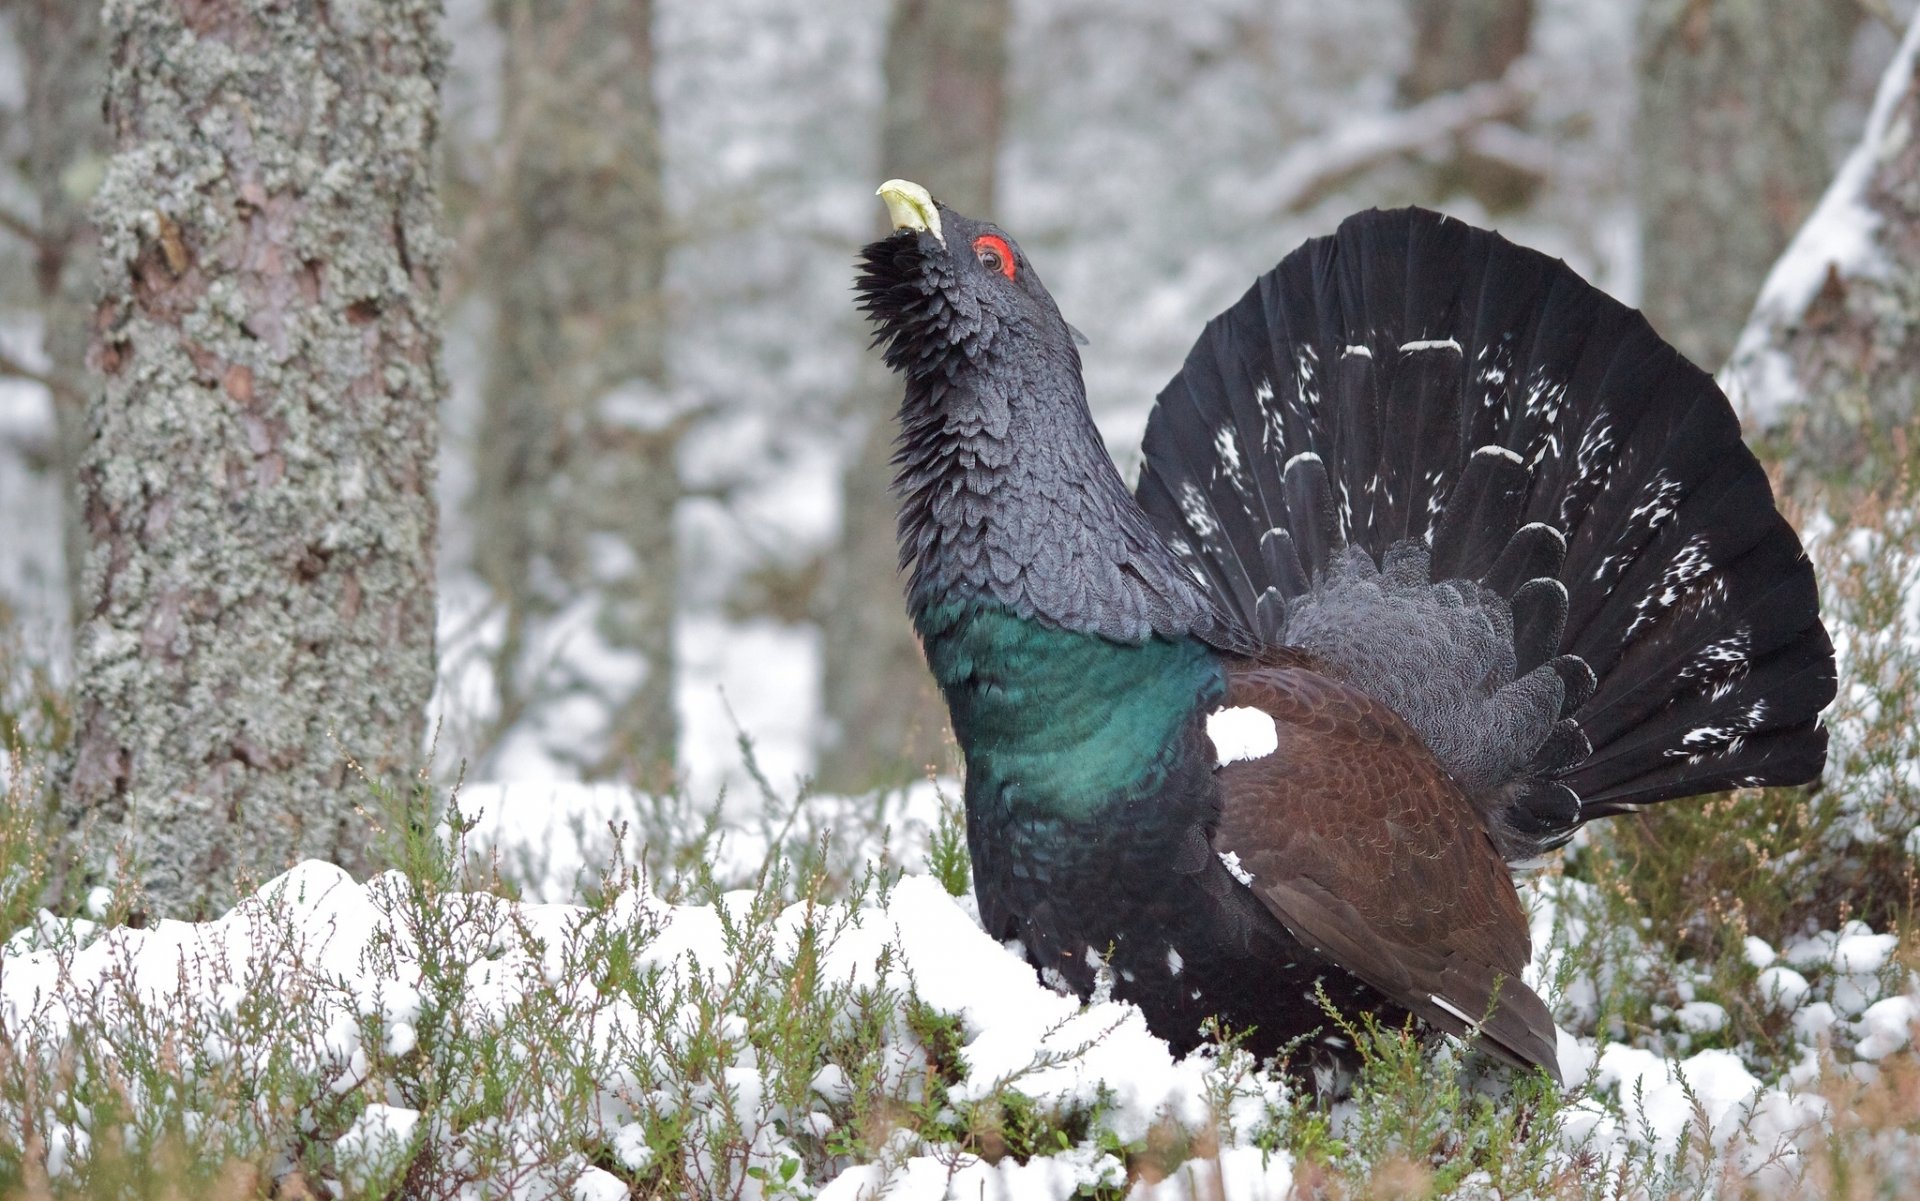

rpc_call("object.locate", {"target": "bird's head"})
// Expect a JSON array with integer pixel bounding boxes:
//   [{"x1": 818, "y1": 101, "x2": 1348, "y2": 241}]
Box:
[{"x1": 855, "y1": 180, "x2": 1077, "y2": 383}]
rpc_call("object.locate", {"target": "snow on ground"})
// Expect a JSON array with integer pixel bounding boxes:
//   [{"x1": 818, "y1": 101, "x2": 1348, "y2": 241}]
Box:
[
  {"x1": 0, "y1": 859, "x2": 1284, "y2": 1198},
  {"x1": 4, "y1": 804, "x2": 1915, "y2": 1197},
  {"x1": 451, "y1": 776, "x2": 949, "y2": 902}
]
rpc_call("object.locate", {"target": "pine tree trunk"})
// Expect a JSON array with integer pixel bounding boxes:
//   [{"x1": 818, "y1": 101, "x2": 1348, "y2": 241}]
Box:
[
  {"x1": 16, "y1": 0, "x2": 108, "y2": 632},
  {"x1": 1723, "y1": 14, "x2": 1920, "y2": 484},
  {"x1": 815, "y1": 0, "x2": 1011, "y2": 792},
  {"x1": 1635, "y1": 0, "x2": 1860, "y2": 369},
  {"x1": 470, "y1": 0, "x2": 676, "y2": 782},
  {"x1": 63, "y1": 0, "x2": 446, "y2": 918}
]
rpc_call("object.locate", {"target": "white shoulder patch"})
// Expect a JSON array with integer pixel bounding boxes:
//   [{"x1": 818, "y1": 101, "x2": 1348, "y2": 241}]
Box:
[
  {"x1": 1207, "y1": 706, "x2": 1279, "y2": 766},
  {"x1": 1217, "y1": 849, "x2": 1255, "y2": 887}
]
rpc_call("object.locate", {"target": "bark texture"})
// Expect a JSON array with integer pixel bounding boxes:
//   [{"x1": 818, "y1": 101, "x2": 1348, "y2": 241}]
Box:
[
  {"x1": 816, "y1": 0, "x2": 1010, "y2": 790},
  {"x1": 1635, "y1": 0, "x2": 1861, "y2": 369},
  {"x1": 470, "y1": 0, "x2": 676, "y2": 781},
  {"x1": 15, "y1": 0, "x2": 109, "y2": 628},
  {"x1": 1723, "y1": 14, "x2": 1920, "y2": 483},
  {"x1": 65, "y1": 0, "x2": 446, "y2": 917}
]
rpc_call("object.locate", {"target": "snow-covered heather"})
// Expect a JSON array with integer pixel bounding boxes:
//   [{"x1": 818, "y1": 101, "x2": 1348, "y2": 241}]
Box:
[
  {"x1": 4, "y1": 779, "x2": 1915, "y2": 1197},
  {"x1": 0, "y1": 857, "x2": 1288, "y2": 1197}
]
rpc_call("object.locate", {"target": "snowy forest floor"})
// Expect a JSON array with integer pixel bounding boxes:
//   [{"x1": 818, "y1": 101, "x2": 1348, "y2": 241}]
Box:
[{"x1": 0, "y1": 463, "x2": 1918, "y2": 1199}]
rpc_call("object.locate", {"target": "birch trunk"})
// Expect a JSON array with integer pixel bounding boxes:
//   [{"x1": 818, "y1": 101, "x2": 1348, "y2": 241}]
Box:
[{"x1": 64, "y1": 0, "x2": 447, "y2": 917}]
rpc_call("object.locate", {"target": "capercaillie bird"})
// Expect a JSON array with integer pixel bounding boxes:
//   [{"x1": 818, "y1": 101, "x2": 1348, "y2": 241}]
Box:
[{"x1": 854, "y1": 180, "x2": 1835, "y2": 1088}]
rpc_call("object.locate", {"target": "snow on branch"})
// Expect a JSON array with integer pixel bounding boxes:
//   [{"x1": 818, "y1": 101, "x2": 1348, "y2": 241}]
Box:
[
  {"x1": 1721, "y1": 11, "x2": 1920, "y2": 431},
  {"x1": 1240, "y1": 62, "x2": 1539, "y2": 218}
]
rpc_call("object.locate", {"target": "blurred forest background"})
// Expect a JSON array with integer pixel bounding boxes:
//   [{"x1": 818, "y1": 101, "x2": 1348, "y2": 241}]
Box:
[{"x1": 0, "y1": 0, "x2": 1913, "y2": 915}]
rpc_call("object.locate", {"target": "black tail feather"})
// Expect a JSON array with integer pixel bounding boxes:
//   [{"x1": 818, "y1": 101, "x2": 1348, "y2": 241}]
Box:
[{"x1": 1137, "y1": 208, "x2": 1836, "y2": 855}]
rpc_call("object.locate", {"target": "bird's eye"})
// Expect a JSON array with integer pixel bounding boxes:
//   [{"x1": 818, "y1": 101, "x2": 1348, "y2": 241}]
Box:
[{"x1": 973, "y1": 234, "x2": 1016, "y2": 280}]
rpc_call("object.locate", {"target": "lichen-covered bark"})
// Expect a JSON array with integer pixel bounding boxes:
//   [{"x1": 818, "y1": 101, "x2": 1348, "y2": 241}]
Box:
[
  {"x1": 16, "y1": 0, "x2": 109, "y2": 629},
  {"x1": 64, "y1": 0, "x2": 446, "y2": 917},
  {"x1": 815, "y1": 0, "x2": 1010, "y2": 791},
  {"x1": 469, "y1": 0, "x2": 676, "y2": 781},
  {"x1": 1723, "y1": 14, "x2": 1920, "y2": 484},
  {"x1": 1635, "y1": 0, "x2": 1860, "y2": 369}
]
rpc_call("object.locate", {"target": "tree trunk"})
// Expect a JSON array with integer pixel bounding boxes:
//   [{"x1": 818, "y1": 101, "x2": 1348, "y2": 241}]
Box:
[
  {"x1": 815, "y1": 0, "x2": 1010, "y2": 792},
  {"x1": 63, "y1": 0, "x2": 446, "y2": 918},
  {"x1": 1634, "y1": 0, "x2": 1861, "y2": 369},
  {"x1": 1723, "y1": 12, "x2": 1920, "y2": 485},
  {"x1": 15, "y1": 0, "x2": 108, "y2": 633},
  {"x1": 469, "y1": 0, "x2": 676, "y2": 783},
  {"x1": 1397, "y1": 0, "x2": 1538, "y2": 213}
]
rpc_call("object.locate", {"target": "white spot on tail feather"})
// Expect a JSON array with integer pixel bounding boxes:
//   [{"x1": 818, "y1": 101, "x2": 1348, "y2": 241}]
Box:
[
  {"x1": 1670, "y1": 699, "x2": 1770, "y2": 764},
  {"x1": 1208, "y1": 706, "x2": 1279, "y2": 766},
  {"x1": 1217, "y1": 850, "x2": 1256, "y2": 887},
  {"x1": 1284, "y1": 450, "x2": 1323, "y2": 472},
  {"x1": 1400, "y1": 338, "x2": 1463, "y2": 354},
  {"x1": 1166, "y1": 946, "x2": 1185, "y2": 976},
  {"x1": 1213, "y1": 424, "x2": 1251, "y2": 497},
  {"x1": 1178, "y1": 481, "x2": 1219, "y2": 538},
  {"x1": 1474, "y1": 444, "x2": 1525, "y2": 466},
  {"x1": 1627, "y1": 472, "x2": 1684, "y2": 532},
  {"x1": 1625, "y1": 533, "x2": 1716, "y2": 638},
  {"x1": 1525, "y1": 377, "x2": 1567, "y2": 425},
  {"x1": 1342, "y1": 344, "x2": 1374, "y2": 359},
  {"x1": 1680, "y1": 627, "x2": 1753, "y2": 701}
]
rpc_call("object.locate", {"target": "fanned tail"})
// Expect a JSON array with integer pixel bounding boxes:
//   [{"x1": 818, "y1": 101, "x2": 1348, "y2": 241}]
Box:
[{"x1": 1137, "y1": 208, "x2": 1836, "y2": 858}]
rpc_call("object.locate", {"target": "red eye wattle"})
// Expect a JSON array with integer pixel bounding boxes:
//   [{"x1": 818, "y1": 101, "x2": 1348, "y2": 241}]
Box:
[{"x1": 972, "y1": 234, "x2": 1016, "y2": 280}]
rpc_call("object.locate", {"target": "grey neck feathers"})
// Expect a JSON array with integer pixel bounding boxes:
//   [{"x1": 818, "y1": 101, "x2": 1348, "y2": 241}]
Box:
[{"x1": 892, "y1": 331, "x2": 1251, "y2": 651}]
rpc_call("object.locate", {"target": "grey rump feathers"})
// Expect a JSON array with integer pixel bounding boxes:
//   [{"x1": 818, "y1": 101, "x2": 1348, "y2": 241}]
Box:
[
  {"x1": 1278, "y1": 538, "x2": 1591, "y2": 857},
  {"x1": 855, "y1": 203, "x2": 1254, "y2": 651}
]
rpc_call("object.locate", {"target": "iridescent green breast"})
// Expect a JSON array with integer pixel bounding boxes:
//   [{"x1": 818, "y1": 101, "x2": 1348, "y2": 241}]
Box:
[{"x1": 914, "y1": 597, "x2": 1224, "y2": 821}]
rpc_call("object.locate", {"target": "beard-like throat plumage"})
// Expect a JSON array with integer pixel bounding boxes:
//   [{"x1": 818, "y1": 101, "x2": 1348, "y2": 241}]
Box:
[{"x1": 856, "y1": 231, "x2": 1252, "y2": 652}]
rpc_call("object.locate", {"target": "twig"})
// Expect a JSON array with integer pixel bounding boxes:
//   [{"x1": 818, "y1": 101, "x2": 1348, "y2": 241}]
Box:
[
  {"x1": 0, "y1": 205, "x2": 44, "y2": 251},
  {"x1": 0, "y1": 347, "x2": 70, "y2": 397},
  {"x1": 1464, "y1": 122, "x2": 1559, "y2": 182},
  {"x1": 1246, "y1": 61, "x2": 1539, "y2": 217}
]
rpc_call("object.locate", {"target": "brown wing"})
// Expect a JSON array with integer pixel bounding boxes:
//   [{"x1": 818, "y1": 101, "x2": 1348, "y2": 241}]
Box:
[{"x1": 1211, "y1": 662, "x2": 1561, "y2": 1080}]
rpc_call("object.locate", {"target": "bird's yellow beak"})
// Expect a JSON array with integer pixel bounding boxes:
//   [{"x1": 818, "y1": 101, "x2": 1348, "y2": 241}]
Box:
[{"x1": 878, "y1": 179, "x2": 943, "y2": 246}]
